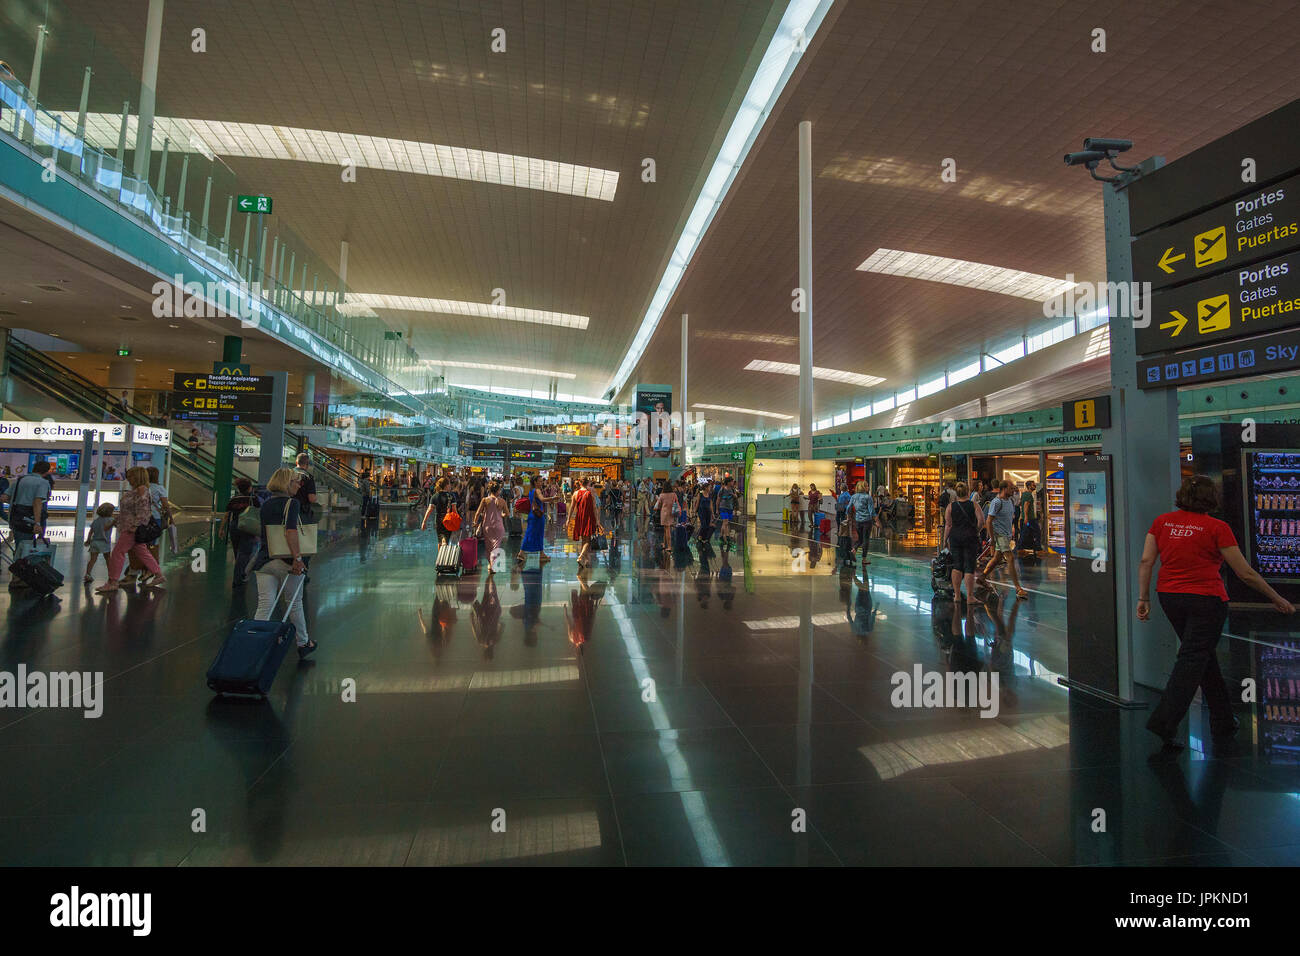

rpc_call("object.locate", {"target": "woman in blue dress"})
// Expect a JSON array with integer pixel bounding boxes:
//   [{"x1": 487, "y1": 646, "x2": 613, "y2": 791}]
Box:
[{"x1": 517, "y1": 475, "x2": 557, "y2": 565}]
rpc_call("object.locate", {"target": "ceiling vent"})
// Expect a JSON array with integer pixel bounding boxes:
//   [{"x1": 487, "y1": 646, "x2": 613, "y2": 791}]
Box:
[
  {"x1": 35, "y1": 284, "x2": 66, "y2": 292},
  {"x1": 118, "y1": 315, "x2": 140, "y2": 321},
  {"x1": 0, "y1": 310, "x2": 15, "y2": 316}
]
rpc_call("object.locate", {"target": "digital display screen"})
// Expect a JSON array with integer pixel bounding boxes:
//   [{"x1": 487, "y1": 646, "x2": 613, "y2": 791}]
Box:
[
  {"x1": 1068, "y1": 470, "x2": 1108, "y2": 561},
  {"x1": 1246, "y1": 450, "x2": 1300, "y2": 581},
  {"x1": 27, "y1": 452, "x2": 79, "y2": 477}
]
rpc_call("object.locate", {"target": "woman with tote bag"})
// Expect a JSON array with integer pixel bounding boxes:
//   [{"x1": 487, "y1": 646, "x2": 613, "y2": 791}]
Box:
[{"x1": 251, "y1": 467, "x2": 316, "y2": 660}]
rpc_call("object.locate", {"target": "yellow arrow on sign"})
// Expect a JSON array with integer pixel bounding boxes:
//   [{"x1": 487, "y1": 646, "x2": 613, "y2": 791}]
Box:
[
  {"x1": 1158, "y1": 247, "x2": 1186, "y2": 274},
  {"x1": 1160, "y1": 310, "x2": 1188, "y2": 336},
  {"x1": 181, "y1": 398, "x2": 192, "y2": 407},
  {"x1": 183, "y1": 379, "x2": 194, "y2": 388}
]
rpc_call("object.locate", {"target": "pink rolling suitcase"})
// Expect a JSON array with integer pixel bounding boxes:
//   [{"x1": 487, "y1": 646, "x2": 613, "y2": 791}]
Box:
[{"x1": 459, "y1": 536, "x2": 479, "y2": 572}]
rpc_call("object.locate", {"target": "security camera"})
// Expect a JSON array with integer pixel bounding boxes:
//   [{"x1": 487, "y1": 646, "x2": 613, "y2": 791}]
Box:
[
  {"x1": 1063, "y1": 150, "x2": 1106, "y2": 167},
  {"x1": 1083, "y1": 137, "x2": 1132, "y2": 153}
]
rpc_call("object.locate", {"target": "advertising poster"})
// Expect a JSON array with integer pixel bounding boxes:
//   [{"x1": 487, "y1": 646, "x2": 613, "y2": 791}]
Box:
[
  {"x1": 635, "y1": 386, "x2": 672, "y2": 458},
  {"x1": 1068, "y1": 470, "x2": 1108, "y2": 560}
]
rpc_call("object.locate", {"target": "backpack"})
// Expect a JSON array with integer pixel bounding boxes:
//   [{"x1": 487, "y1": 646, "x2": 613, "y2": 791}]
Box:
[{"x1": 236, "y1": 501, "x2": 262, "y2": 535}]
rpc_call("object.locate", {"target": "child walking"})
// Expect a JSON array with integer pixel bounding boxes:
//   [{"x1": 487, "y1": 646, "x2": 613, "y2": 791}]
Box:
[{"x1": 84, "y1": 502, "x2": 115, "y2": 583}]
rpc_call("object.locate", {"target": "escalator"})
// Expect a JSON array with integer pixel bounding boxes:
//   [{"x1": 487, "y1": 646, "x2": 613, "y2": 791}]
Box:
[
  {"x1": 4, "y1": 332, "x2": 258, "y2": 507},
  {"x1": 3, "y1": 331, "x2": 368, "y2": 507}
]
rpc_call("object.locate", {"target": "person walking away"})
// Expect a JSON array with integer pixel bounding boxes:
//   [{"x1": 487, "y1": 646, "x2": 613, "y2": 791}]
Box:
[
  {"x1": 942, "y1": 482, "x2": 984, "y2": 604},
  {"x1": 979, "y1": 480, "x2": 1027, "y2": 599},
  {"x1": 571, "y1": 477, "x2": 601, "y2": 569},
  {"x1": 848, "y1": 481, "x2": 874, "y2": 566},
  {"x1": 473, "y1": 480, "x2": 509, "y2": 573},
  {"x1": 251, "y1": 467, "x2": 315, "y2": 659},
  {"x1": 517, "y1": 475, "x2": 555, "y2": 565},
  {"x1": 421, "y1": 477, "x2": 455, "y2": 545},
  {"x1": 95, "y1": 466, "x2": 165, "y2": 593},
  {"x1": 145, "y1": 465, "x2": 172, "y2": 568},
  {"x1": 1139, "y1": 475, "x2": 1294, "y2": 750},
  {"x1": 83, "y1": 502, "x2": 115, "y2": 584},
  {"x1": 220, "y1": 476, "x2": 260, "y2": 587},
  {"x1": 654, "y1": 481, "x2": 678, "y2": 554}
]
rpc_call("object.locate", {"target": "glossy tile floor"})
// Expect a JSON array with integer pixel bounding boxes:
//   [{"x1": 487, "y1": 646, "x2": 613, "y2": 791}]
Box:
[{"x1": 1, "y1": 511, "x2": 1297, "y2": 866}]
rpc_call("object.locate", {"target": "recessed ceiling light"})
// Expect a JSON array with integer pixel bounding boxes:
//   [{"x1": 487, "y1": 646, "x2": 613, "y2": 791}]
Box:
[
  {"x1": 19, "y1": 299, "x2": 31, "y2": 304},
  {"x1": 120, "y1": 305, "x2": 131, "y2": 309},
  {"x1": 134, "y1": 358, "x2": 143, "y2": 362},
  {"x1": 207, "y1": 340, "x2": 216, "y2": 344},
  {"x1": 324, "y1": 293, "x2": 589, "y2": 330},
  {"x1": 744, "y1": 359, "x2": 885, "y2": 388},
  {"x1": 692, "y1": 402, "x2": 793, "y2": 421},
  {"x1": 63, "y1": 113, "x2": 620, "y2": 201},
  {"x1": 856, "y1": 249, "x2": 1079, "y2": 301},
  {"x1": 168, "y1": 324, "x2": 179, "y2": 328}
]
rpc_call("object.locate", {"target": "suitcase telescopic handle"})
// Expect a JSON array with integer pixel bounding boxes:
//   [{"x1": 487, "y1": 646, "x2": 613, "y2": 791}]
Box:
[{"x1": 271, "y1": 570, "x2": 306, "y2": 622}]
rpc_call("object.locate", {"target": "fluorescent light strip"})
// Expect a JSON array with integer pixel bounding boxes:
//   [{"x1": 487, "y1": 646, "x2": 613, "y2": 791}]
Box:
[
  {"x1": 423, "y1": 360, "x2": 576, "y2": 380},
  {"x1": 856, "y1": 249, "x2": 1079, "y2": 302},
  {"x1": 605, "y1": 0, "x2": 834, "y2": 398},
  {"x1": 744, "y1": 359, "x2": 885, "y2": 388},
  {"x1": 693, "y1": 403, "x2": 793, "y2": 421},
  {"x1": 301, "y1": 292, "x2": 588, "y2": 329},
  {"x1": 62, "y1": 113, "x2": 618, "y2": 201}
]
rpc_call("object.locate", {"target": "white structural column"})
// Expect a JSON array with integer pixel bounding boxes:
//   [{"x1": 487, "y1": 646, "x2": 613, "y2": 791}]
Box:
[
  {"x1": 132, "y1": 0, "x2": 165, "y2": 182},
  {"x1": 797, "y1": 120, "x2": 813, "y2": 459},
  {"x1": 680, "y1": 313, "x2": 688, "y2": 458}
]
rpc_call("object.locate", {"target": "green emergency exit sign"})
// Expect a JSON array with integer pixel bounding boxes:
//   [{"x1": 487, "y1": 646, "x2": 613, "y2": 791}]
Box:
[{"x1": 236, "y1": 194, "x2": 273, "y2": 214}]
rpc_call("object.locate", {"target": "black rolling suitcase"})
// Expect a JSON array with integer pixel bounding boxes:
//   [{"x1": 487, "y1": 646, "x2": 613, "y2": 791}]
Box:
[
  {"x1": 837, "y1": 532, "x2": 854, "y2": 567},
  {"x1": 507, "y1": 516, "x2": 523, "y2": 537},
  {"x1": 206, "y1": 575, "x2": 304, "y2": 697},
  {"x1": 931, "y1": 548, "x2": 955, "y2": 598},
  {"x1": 3, "y1": 536, "x2": 63, "y2": 596}
]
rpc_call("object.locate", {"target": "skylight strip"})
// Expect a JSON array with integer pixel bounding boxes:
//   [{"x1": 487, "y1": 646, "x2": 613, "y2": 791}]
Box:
[
  {"x1": 856, "y1": 249, "x2": 1079, "y2": 302},
  {"x1": 62, "y1": 113, "x2": 619, "y2": 201},
  {"x1": 301, "y1": 292, "x2": 589, "y2": 329},
  {"x1": 693, "y1": 403, "x2": 793, "y2": 420},
  {"x1": 605, "y1": 0, "x2": 836, "y2": 400},
  {"x1": 422, "y1": 360, "x2": 576, "y2": 380},
  {"x1": 743, "y1": 359, "x2": 885, "y2": 388}
]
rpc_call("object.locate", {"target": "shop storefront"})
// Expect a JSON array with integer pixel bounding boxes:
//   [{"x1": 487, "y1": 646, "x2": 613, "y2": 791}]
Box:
[{"x1": 556, "y1": 454, "x2": 625, "y2": 482}]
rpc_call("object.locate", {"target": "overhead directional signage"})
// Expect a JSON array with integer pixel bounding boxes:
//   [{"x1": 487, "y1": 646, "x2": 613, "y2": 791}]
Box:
[
  {"x1": 1133, "y1": 172, "x2": 1300, "y2": 290},
  {"x1": 1137, "y1": 247, "x2": 1300, "y2": 354},
  {"x1": 236, "y1": 194, "x2": 273, "y2": 214},
  {"x1": 1138, "y1": 325, "x2": 1300, "y2": 390},
  {"x1": 173, "y1": 372, "x2": 273, "y2": 394},
  {"x1": 172, "y1": 372, "x2": 275, "y2": 423}
]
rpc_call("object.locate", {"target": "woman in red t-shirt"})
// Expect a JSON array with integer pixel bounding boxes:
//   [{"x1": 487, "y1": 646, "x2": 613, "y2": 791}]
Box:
[{"x1": 1138, "y1": 475, "x2": 1294, "y2": 750}]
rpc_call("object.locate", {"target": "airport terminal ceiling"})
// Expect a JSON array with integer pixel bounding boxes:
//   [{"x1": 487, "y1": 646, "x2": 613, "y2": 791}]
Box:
[{"x1": 19, "y1": 0, "x2": 1291, "y2": 432}]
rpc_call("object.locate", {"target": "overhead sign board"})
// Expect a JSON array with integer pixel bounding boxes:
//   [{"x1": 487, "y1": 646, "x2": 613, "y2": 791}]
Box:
[
  {"x1": 0, "y1": 421, "x2": 127, "y2": 444},
  {"x1": 130, "y1": 425, "x2": 172, "y2": 447},
  {"x1": 1137, "y1": 247, "x2": 1300, "y2": 354},
  {"x1": 1138, "y1": 325, "x2": 1300, "y2": 389},
  {"x1": 1062, "y1": 395, "x2": 1112, "y2": 432},
  {"x1": 236, "y1": 194, "x2": 272, "y2": 214},
  {"x1": 213, "y1": 361, "x2": 251, "y2": 376},
  {"x1": 173, "y1": 372, "x2": 273, "y2": 394},
  {"x1": 1133, "y1": 171, "x2": 1300, "y2": 290},
  {"x1": 172, "y1": 372, "x2": 275, "y2": 423}
]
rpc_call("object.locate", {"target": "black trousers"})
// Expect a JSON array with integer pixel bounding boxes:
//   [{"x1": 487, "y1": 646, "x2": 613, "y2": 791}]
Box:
[{"x1": 1146, "y1": 592, "x2": 1234, "y2": 739}]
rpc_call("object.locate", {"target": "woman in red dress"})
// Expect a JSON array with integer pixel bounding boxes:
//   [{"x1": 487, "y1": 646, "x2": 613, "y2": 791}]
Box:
[{"x1": 570, "y1": 477, "x2": 601, "y2": 569}]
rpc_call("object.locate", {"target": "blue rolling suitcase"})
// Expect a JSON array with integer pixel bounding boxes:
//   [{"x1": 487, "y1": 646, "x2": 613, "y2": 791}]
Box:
[
  {"x1": 207, "y1": 575, "x2": 304, "y2": 697},
  {"x1": 672, "y1": 523, "x2": 691, "y2": 551}
]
